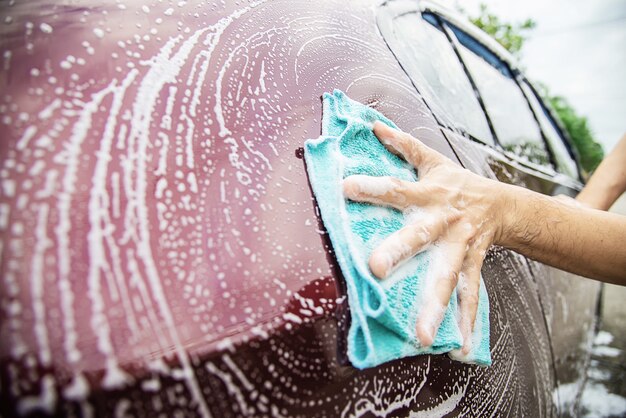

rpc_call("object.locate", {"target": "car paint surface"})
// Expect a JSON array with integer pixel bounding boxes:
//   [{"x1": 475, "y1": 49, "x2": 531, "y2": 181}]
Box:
[{"x1": 0, "y1": 0, "x2": 600, "y2": 416}]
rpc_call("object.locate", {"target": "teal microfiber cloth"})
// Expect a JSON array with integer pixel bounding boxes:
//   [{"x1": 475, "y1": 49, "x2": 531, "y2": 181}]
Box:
[{"x1": 304, "y1": 90, "x2": 491, "y2": 369}]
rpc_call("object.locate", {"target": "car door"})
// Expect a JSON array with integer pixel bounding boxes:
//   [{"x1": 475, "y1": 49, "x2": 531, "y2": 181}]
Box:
[
  {"x1": 420, "y1": 5, "x2": 602, "y2": 416},
  {"x1": 439, "y1": 14, "x2": 602, "y2": 418},
  {"x1": 376, "y1": 2, "x2": 563, "y2": 416}
]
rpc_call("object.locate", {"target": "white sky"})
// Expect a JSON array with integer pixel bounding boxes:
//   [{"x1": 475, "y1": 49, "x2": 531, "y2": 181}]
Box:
[{"x1": 447, "y1": 0, "x2": 626, "y2": 152}]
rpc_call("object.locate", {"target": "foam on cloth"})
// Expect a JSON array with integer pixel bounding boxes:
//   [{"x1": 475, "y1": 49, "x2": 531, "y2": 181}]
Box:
[{"x1": 303, "y1": 90, "x2": 491, "y2": 369}]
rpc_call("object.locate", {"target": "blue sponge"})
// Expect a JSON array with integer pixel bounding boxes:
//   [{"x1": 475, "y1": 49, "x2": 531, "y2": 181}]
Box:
[{"x1": 304, "y1": 90, "x2": 491, "y2": 369}]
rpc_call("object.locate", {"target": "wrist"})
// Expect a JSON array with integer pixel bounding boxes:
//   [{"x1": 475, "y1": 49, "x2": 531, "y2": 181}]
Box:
[{"x1": 493, "y1": 183, "x2": 537, "y2": 250}]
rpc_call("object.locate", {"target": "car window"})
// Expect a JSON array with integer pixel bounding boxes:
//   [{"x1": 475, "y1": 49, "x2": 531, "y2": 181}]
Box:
[
  {"x1": 519, "y1": 81, "x2": 580, "y2": 178},
  {"x1": 446, "y1": 24, "x2": 552, "y2": 167},
  {"x1": 384, "y1": 12, "x2": 494, "y2": 144}
]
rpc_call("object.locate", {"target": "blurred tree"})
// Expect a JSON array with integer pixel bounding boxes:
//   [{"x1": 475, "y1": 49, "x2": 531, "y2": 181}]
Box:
[
  {"x1": 545, "y1": 93, "x2": 605, "y2": 176},
  {"x1": 468, "y1": 4, "x2": 536, "y2": 58},
  {"x1": 462, "y1": 3, "x2": 604, "y2": 175}
]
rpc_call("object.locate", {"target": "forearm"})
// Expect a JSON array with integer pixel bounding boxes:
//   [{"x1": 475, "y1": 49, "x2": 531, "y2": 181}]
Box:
[
  {"x1": 576, "y1": 133, "x2": 626, "y2": 210},
  {"x1": 499, "y1": 184, "x2": 626, "y2": 284},
  {"x1": 577, "y1": 163, "x2": 626, "y2": 210}
]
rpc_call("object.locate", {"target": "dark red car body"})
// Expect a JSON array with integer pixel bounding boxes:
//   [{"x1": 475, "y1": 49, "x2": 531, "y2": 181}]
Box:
[{"x1": 0, "y1": 0, "x2": 601, "y2": 416}]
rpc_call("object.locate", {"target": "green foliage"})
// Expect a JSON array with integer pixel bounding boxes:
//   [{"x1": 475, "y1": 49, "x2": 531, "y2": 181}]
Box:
[
  {"x1": 463, "y1": 3, "x2": 604, "y2": 175},
  {"x1": 545, "y1": 94, "x2": 604, "y2": 174},
  {"x1": 466, "y1": 4, "x2": 536, "y2": 57}
]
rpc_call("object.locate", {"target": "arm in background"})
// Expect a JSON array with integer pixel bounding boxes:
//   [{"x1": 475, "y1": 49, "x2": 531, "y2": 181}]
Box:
[{"x1": 576, "y1": 133, "x2": 626, "y2": 210}]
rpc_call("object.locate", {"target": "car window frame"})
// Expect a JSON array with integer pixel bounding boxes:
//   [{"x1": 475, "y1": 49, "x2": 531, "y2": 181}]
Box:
[
  {"x1": 420, "y1": 11, "x2": 499, "y2": 147},
  {"x1": 430, "y1": 14, "x2": 582, "y2": 185},
  {"x1": 517, "y1": 77, "x2": 584, "y2": 182},
  {"x1": 438, "y1": 18, "x2": 560, "y2": 175},
  {"x1": 377, "y1": 1, "x2": 583, "y2": 185},
  {"x1": 375, "y1": 2, "x2": 496, "y2": 146}
]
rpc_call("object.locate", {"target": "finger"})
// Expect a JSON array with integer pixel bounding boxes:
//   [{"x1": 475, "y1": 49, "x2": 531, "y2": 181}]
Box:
[
  {"x1": 415, "y1": 241, "x2": 466, "y2": 347},
  {"x1": 369, "y1": 216, "x2": 444, "y2": 279},
  {"x1": 372, "y1": 121, "x2": 444, "y2": 170},
  {"x1": 456, "y1": 252, "x2": 483, "y2": 355},
  {"x1": 343, "y1": 175, "x2": 428, "y2": 209}
]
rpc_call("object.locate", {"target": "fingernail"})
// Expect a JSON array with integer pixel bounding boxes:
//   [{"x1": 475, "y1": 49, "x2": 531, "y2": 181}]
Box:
[
  {"x1": 459, "y1": 316, "x2": 473, "y2": 354},
  {"x1": 342, "y1": 178, "x2": 360, "y2": 198},
  {"x1": 416, "y1": 321, "x2": 435, "y2": 347},
  {"x1": 369, "y1": 251, "x2": 391, "y2": 279},
  {"x1": 427, "y1": 322, "x2": 436, "y2": 342},
  {"x1": 373, "y1": 121, "x2": 398, "y2": 139},
  {"x1": 376, "y1": 130, "x2": 403, "y2": 155}
]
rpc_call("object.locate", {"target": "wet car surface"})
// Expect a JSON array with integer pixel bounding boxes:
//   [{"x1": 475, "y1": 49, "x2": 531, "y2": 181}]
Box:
[{"x1": 0, "y1": 0, "x2": 601, "y2": 416}]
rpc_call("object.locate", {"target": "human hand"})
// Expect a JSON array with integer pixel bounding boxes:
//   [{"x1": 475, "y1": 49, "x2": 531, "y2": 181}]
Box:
[{"x1": 343, "y1": 121, "x2": 508, "y2": 353}]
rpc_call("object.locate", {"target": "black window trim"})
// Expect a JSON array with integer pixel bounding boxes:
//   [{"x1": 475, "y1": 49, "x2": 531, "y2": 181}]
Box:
[
  {"x1": 430, "y1": 13, "x2": 584, "y2": 183},
  {"x1": 427, "y1": 13, "x2": 499, "y2": 147},
  {"x1": 376, "y1": 2, "x2": 495, "y2": 146},
  {"x1": 376, "y1": 0, "x2": 583, "y2": 185},
  {"x1": 517, "y1": 76, "x2": 584, "y2": 182},
  {"x1": 437, "y1": 16, "x2": 558, "y2": 175}
]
